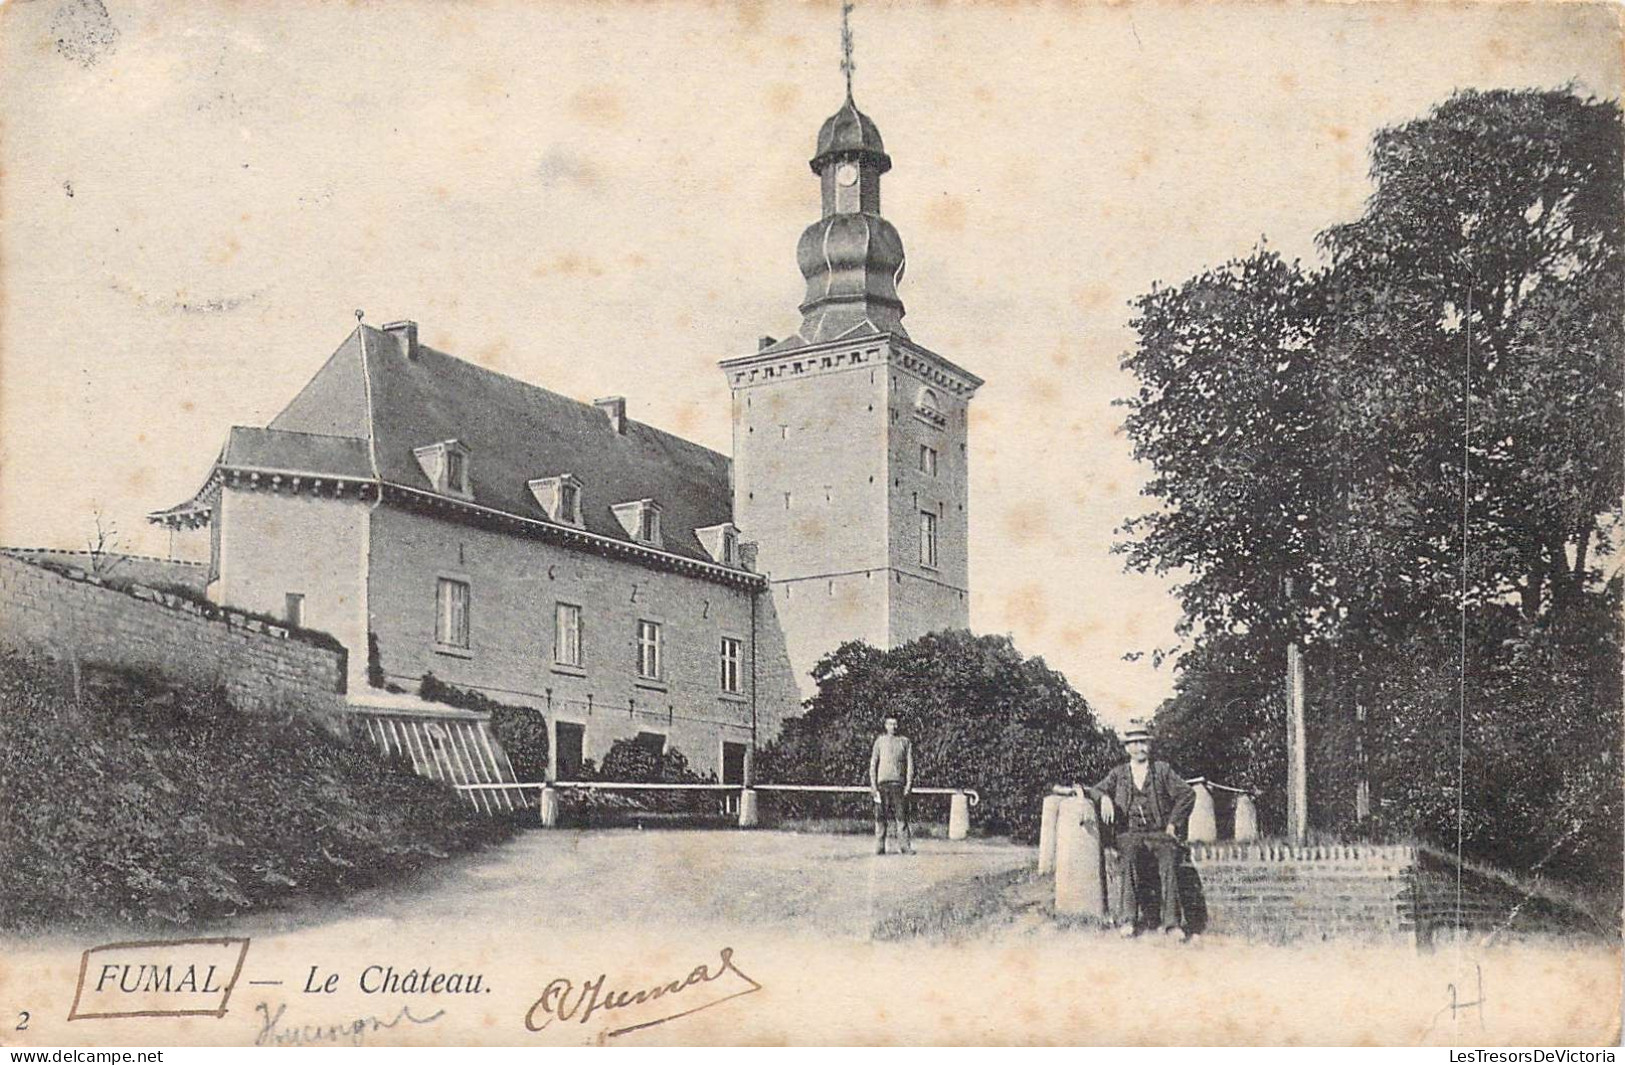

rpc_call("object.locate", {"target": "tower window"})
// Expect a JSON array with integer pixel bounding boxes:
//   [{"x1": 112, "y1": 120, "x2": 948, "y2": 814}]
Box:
[
  {"x1": 915, "y1": 388, "x2": 947, "y2": 429},
  {"x1": 919, "y1": 511, "x2": 939, "y2": 569},
  {"x1": 920, "y1": 445, "x2": 938, "y2": 477}
]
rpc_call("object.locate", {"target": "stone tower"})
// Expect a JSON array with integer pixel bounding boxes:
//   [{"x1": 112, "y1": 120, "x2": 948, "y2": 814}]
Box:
[{"x1": 720, "y1": 90, "x2": 984, "y2": 693}]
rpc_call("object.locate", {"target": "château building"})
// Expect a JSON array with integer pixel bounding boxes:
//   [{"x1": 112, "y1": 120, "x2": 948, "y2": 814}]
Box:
[{"x1": 149, "y1": 85, "x2": 982, "y2": 792}]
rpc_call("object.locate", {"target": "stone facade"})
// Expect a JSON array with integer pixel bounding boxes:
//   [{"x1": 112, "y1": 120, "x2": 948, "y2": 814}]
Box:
[
  {"x1": 365, "y1": 504, "x2": 796, "y2": 778},
  {"x1": 0, "y1": 552, "x2": 346, "y2": 729}
]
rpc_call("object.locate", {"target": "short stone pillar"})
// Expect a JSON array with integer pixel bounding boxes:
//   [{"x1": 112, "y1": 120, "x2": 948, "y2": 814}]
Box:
[
  {"x1": 1037, "y1": 793, "x2": 1063, "y2": 874},
  {"x1": 1188, "y1": 783, "x2": 1218, "y2": 843},
  {"x1": 948, "y1": 791, "x2": 970, "y2": 840},
  {"x1": 539, "y1": 785, "x2": 560, "y2": 828},
  {"x1": 738, "y1": 788, "x2": 759, "y2": 828},
  {"x1": 1233, "y1": 794, "x2": 1259, "y2": 841},
  {"x1": 1054, "y1": 795, "x2": 1107, "y2": 919}
]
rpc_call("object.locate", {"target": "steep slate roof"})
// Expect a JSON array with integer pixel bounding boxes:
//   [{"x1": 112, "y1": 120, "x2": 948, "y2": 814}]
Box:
[{"x1": 155, "y1": 326, "x2": 737, "y2": 569}]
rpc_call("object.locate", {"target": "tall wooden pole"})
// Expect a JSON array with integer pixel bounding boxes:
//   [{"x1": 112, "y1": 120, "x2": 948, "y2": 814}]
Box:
[
  {"x1": 1284, "y1": 577, "x2": 1308, "y2": 844},
  {"x1": 1286, "y1": 640, "x2": 1308, "y2": 843}
]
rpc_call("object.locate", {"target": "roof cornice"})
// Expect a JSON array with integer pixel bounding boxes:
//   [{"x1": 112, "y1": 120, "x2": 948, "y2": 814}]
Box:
[
  {"x1": 720, "y1": 331, "x2": 983, "y2": 396},
  {"x1": 149, "y1": 463, "x2": 765, "y2": 591}
]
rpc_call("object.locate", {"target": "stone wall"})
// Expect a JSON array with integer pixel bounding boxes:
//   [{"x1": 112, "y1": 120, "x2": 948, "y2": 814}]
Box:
[
  {"x1": 0, "y1": 552, "x2": 347, "y2": 728},
  {"x1": 1185, "y1": 842, "x2": 1419, "y2": 942},
  {"x1": 2, "y1": 548, "x2": 208, "y2": 593}
]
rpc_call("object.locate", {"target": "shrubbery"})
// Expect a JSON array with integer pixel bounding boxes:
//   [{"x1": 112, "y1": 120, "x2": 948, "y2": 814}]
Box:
[
  {"x1": 758, "y1": 631, "x2": 1119, "y2": 842},
  {"x1": 0, "y1": 653, "x2": 512, "y2": 933}
]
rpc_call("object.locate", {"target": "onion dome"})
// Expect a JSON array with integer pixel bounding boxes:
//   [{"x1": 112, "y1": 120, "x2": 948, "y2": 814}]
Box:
[
  {"x1": 796, "y1": 213, "x2": 906, "y2": 341},
  {"x1": 810, "y1": 97, "x2": 892, "y2": 175}
]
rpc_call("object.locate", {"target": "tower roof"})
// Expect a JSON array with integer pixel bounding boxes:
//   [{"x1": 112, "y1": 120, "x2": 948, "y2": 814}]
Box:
[{"x1": 811, "y1": 98, "x2": 891, "y2": 174}]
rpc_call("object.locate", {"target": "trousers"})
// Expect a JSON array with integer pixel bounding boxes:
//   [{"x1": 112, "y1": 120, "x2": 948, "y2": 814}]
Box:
[
  {"x1": 874, "y1": 782, "x2": 912, "y2": 852},
  {"x1": 1115, "y1": 831, "x2": 1182, "y2": 929}
]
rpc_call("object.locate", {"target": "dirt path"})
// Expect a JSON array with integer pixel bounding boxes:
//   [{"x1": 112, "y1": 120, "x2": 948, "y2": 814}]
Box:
[{"x1": 2, "y1": 829, "x2": 1617, "y2": 1047}]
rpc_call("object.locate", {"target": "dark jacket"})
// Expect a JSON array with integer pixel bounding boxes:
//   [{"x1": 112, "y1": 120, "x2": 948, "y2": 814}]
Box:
[{"x1": 1084, "y1": 761, "x2": 1196, "y2": 833}]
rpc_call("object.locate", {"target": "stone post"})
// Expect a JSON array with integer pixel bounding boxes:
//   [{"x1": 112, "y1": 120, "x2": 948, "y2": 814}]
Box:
[
  {"x1": 1054, "y1": 795, "x2": 1108, "y2": 919},
  {"x1": 948, "y1": 791, "x2": 970, "y2": 840},
  {"x1": 1037, "y1": 793, "x2": 1063, "y2": 874},
  {"x1": 1233, "y1": 794, "x2": 1259, "y2": 841},
  {"x1": 539, "y1": 785, "x2": 560, "y2": 828},
  {"x1": 738, "y1": 788, "x2": 759, "y2": 828},
  {"x1": 1188, "y1": 782, "x2": 1217, "y2": 843}
]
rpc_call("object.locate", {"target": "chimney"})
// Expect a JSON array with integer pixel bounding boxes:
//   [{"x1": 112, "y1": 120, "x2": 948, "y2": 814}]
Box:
[
  {"x1": 594, "y1": 396, "x2": 627, "y2": 434},
  {"x1": 383, "y1": 320, "x2": 419, "y2": 360}
]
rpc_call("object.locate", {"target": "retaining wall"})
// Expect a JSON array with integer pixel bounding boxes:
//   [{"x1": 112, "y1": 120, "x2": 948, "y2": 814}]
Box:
[
  {"x1": 0, "y1": 552, "x2": 346, "y2": 728},
  {"x1": 1185, "y1": 842, "x2": 1419, "y2": 941}
]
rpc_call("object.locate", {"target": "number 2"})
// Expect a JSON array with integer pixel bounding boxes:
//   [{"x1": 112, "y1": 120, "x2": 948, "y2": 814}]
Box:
[{"x1": 16, "y1": 1011, "x2": 29, "y2": 1030}]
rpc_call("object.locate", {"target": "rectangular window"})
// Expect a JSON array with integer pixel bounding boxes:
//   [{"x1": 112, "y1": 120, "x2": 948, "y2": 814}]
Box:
[
  {"x1": 436, "y1": 578, "x2": 471, "y2": 648},
  {"x1": 554, "y1": 602, "x2": 582, "y2": 667},
  {"x1": 637, "y1": 619, "x2": 663, "y2": 681},
  {"x1": 638, "y1": 506, "x2": 659, "y2": 543},
  {"x1": 284, "y1": 593, "x2": 304, "y2": 628},
  {"x1": 559, "y1": 482, "x2": 580, "y2": 524},
  {"x1": 920, "y1": 510, "x2": 939, "y2": 569},
  {"x1": 720, "y1": 636, "x2": 743, "y2": 694},
  {"x1": 920, "y1": 444, "x2": 938, "y2": 477}
]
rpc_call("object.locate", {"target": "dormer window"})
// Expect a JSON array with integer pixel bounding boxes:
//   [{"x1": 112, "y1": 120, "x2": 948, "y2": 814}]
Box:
[
  {"x1": 412, "y1": 439, "x2": 473, "y2": 499},
  {"x1": 528, "y1": 475, "x2": 584, "y2": 528},
  {"x1": 611, "y1": 500, "x2": 663, "y2": 548},
  {"x1": 696, "y1": 523, "x2": 743, "y2": 567}
]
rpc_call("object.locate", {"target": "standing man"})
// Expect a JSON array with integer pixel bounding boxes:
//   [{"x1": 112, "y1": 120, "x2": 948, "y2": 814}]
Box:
[
  {"x1": 869, "y1": 716, "x2": 914, "y2": 855},
  {"x1": 1080, "y1": 723, "x2": 1195, "y2": 939}
]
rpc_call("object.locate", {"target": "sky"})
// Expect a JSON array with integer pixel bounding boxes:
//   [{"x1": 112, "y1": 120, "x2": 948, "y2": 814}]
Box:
[{"x1": 1, "y1": 0, "x2": 1618, "y2": 729}]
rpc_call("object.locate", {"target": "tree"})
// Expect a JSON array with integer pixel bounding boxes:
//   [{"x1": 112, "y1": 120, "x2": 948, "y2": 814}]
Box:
[
  {"x1": 757, "y1": 631, "x2": 1118, "y2": 841},
  {"x1": 1118, "y1": 89, "x2": 1622, "y2": 884}
]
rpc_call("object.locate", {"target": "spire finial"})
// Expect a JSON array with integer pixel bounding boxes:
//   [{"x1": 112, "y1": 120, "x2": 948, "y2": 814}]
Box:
[{"x1": 839, "y1": 2, "x2": 855, "y2": 101}]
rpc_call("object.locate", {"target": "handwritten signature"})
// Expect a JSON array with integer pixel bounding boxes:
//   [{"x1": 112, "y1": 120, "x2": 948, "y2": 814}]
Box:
[
  {"x1": 524, "y1": 946, "x2": 761, "y2": 1038},
  {"x1": 254, "y1": 1001, "x2": 445, "y2": 1046}
]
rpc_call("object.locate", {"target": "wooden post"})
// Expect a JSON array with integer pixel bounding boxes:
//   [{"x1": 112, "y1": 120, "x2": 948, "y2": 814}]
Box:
[{"x1": 1286, "y1": 640, "x2": 1308, "y2": 844}]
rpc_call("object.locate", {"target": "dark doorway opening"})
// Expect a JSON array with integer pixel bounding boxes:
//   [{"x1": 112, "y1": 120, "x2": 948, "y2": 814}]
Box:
[{"x1": 556, "y1": 721, "x2": 585, "y2": 780}]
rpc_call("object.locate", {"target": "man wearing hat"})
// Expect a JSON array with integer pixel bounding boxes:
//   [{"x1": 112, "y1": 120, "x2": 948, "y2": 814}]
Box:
[{"x1": 1080, "y1": 723, "x2": 1196, "y2": 938}]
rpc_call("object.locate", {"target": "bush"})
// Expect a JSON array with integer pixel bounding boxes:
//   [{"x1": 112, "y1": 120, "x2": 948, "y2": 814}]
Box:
[
  {"x1": 594, "y1": 739, "x2": 716, "y2": 813},
  {"x1": 0, "y1": 653, "x2": 513, "y2": 933},
  {"x1": 757, "y1": 631, "x2": 1119, "y2": 842}
]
